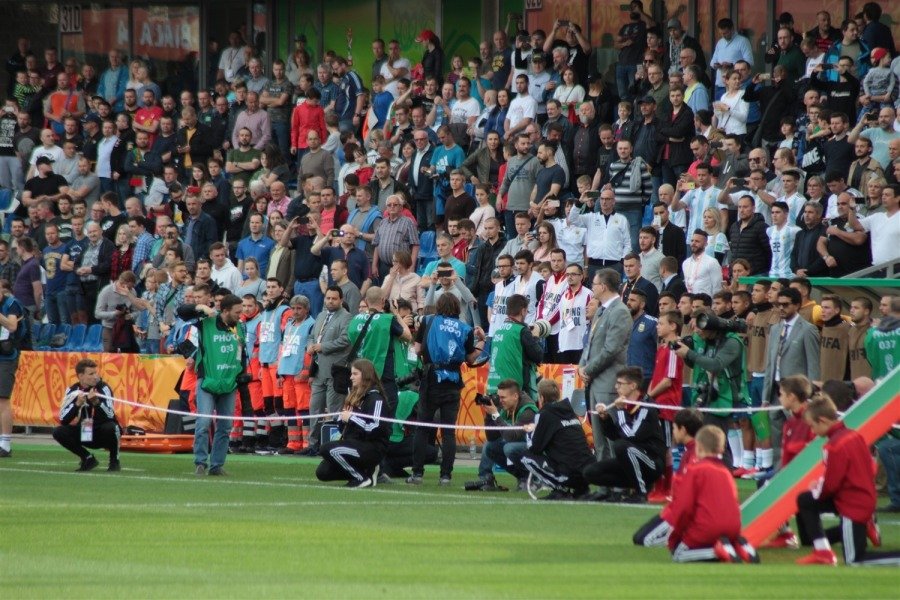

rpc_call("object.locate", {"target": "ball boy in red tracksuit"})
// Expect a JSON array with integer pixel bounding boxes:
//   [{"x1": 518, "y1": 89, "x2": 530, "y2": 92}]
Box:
[
  {"x1": 667, "y1": 425, "x2": 759, "y2": 563},
  {"x1": 795, "y1": 396, "x2": 900, "y2": 566}
]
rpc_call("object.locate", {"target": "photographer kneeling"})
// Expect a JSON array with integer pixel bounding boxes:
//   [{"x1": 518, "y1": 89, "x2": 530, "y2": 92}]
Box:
[
  {"x1": 672, "y1": 309, "x2": 750, "y2": 470},
  {"x1": 407, "y1": 293, "x2": 485, "y2": 485},
  {"x1": 53, "y1": 359, "x2": 122, "y2": 472},
  {"x1": 467, "y1": 379, "x2": 539, "y2": 492}
]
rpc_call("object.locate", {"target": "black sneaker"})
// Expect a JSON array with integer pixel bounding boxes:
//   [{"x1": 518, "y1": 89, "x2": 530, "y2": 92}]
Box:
[
  {"x1": 346, "y1": 476, "x2": 374, "y2": 488},
  {"x1": 541, "y1": 489, "x2": 575, "y2": 501},
  {"x1": 620, "y1": 491, "x2": 648, "y2": 504},
  {"x1": 76, "y1": 455, "x2": 99, "y2": 472},
  {"x1": 107, "y1": 460, "x2": 121, "y2": 472},
  {"x1": 298, "y1": 445, "x2": 320, "y2": 456},
  {"x1": 0, "y1": 448, "x2": 11, "y2": 458},
  {"x1": 208, "y1": 467, "x2": 228, "y2": 476}
]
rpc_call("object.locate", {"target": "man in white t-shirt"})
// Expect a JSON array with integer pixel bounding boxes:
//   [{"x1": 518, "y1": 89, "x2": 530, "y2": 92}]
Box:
[
  {"x1": 671, "y1": 162, "x2": 721, "y2": 241},
  {"x1": 504, "y1": 74, "x2": 537, "y2": 139},
  {"x1": 847, "y1": 183, "x2": 900, "y2": 266},
  {"x1": 556, "y1": 263, "x2": 593, "y2": 364},
  {"x1": 209, "y1": 242, "x2": 243, "y2": 293},
  {"x1": 773, "y1": 169, "x2": 806, "y2": 224},
  {"x1": 379, "y1": 40, "x2": 411, "y2": 98},
  {"x1": 449, "y1": 78, "x2": 481, "y2": 127}
]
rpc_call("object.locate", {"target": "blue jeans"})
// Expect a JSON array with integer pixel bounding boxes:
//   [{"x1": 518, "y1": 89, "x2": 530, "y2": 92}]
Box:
[
  {"x1": 270, "y1": 121, "x2": 291, "y2": 166},
  {"x1": 618, "y1": 204, "x2": 643, "y2": 254},
  {"x1": 193, "y1": 380, "x2": 236, "y2": 470},
  {"x1": 616, "y1": 64, "x2": 638, "y2": 101},
  {"x1": 294, "y1": 279, "x2": 323, "y2": 317},
  {"x1": 65, "y1": 284, "x2": 86, "y2": 315},
  {"x1": 876, "y1": 434, "x2": 900, "y2": 508},
  {"x1": 661, "y1": 163, "x2": 686, "y2": 187},
  {"x1": 478, "y1": 438, "x2": 527, "y2": 480},
  {"x1": 44, "y1": 291, "x2": 69, "y2": 325}
]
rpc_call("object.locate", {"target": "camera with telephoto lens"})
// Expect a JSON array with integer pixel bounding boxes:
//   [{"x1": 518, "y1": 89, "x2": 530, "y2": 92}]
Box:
[
  {"x1": 694, "y1": 382, "x2": 718, "y2": 406},
  {"x1": 695, "y1": 313, "x2": 748, "y2": 334},
  {"x1": 115, "y1": 303, "x2": 131, "y2": 314},
  {"x1": 668, "y1": 335, "x2": 695, "y2": 351},
  {"x1": 474, "y1": 392, "x2": 499, "y2": 407}
]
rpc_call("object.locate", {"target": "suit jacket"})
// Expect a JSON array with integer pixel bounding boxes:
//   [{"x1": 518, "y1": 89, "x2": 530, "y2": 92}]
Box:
[
  {"x1": 175, "y1": 123, "x2": 215, "y2": 168},
  {"x1": 75, "y1": 237, "x2": 115, "y2": 281},
  {"x1": 184, "y1": 211, "x2": 218, "y2": 260},
  {"x1": 408, "y1": 146, "x2": 434, "y2": 201},
  {"x1": 310, "y1": 307, "x2": 351, "y2": 376},
  {"x1": 762, "y1": 316, "x2": 820, "y2": 403},
  {"x1": 661, "y1": 275, "x2": 687, "y2": 300},
  {"x1": 621, "y1": 276, "x2": 659, "y2": 317},
  {"x1": 660, "y1": 222, "x2": 687, "y2": 264},
  {"x1": 579, "y1": 297, "x2": 631, "y2": 407}
]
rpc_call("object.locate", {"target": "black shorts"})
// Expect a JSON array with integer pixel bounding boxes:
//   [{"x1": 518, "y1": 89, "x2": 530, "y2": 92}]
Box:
[{"x1": 0, "y1": 358, "x2": 17, "y2": 397}]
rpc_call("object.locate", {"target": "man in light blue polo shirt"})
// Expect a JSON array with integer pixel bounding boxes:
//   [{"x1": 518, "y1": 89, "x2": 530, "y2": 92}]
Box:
[{"x1": 709, "y1": 18, "x2": 753, "y2": 100}]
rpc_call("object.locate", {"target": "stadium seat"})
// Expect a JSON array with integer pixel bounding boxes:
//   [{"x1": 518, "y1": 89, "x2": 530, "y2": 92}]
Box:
[
  {"x1": 48, "y1": 324, "x2": 71, "y2": 351},
  {"x1": 416, "y1": 231, "x2": 438, "y2": 274},
  {"x1": 82, "y1": 324, "x2": 103, "y2": 352},
  {"x1": 62, "y1": 324, "x2": 87, "y2": 352},
  {"x1": 34, "y1": 323, "x2": 58, "y2": 351},
  {"x1": 31, "y1": 322, "x2": 41, "y2": 342}
]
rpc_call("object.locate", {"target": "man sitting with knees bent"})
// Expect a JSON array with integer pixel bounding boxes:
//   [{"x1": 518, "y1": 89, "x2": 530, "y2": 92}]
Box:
[{"x1": 52, "y1": 358, "x2": 122, "y2": 472}]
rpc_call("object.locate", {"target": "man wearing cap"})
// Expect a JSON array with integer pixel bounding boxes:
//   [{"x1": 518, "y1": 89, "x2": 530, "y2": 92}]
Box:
[
  {"x1": 666, "y1": 19, "x2": 705, "y2": 77},
  {"x1": 22, "y1": 156, "x2": 70, "y2": 208},
  {"x1": 527, "y1": 54, "x2": 552, "y2": 123}
]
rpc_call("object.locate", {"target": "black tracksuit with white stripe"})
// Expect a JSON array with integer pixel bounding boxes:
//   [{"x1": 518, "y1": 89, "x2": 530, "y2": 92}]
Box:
[
  {"x1": 582, "y1": 404, "x2": 666, "y2": 495},
  {"x1": 316, "y1": 390, "x2": 392, "y2": 483},
  {"x1": 53, "y1": 381, "x2": 121, "y2": 461}
]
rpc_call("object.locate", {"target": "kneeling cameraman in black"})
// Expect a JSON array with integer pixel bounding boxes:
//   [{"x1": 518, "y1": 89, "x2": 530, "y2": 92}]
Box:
[
  {"x1": 467, "y1": 379, "x2": 539, "y2": 491},
  {"x1": 521, "y1": 379, "x2": 594, "y2": 500},
  {"x1": 52, "y1": 358, "x2": 122, "y2": 472}
]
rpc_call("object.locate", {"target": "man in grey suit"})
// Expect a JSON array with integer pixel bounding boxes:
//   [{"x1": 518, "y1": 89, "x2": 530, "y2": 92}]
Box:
[
  {"x1": 578, "y1": 268, "x2": 631, "y2": 459},
  {"x1": 302, "y1": 285, "x2": 352, "y2": 455},
  {"x1": 762, "y1": 286, "x2": 820, "y2": 468}
]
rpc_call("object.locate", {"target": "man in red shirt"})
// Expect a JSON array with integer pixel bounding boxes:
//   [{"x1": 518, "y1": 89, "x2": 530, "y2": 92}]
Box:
[
  {"x1": 133, "y1": 89, "x2": 163, "y2": 146},
  {"x1": 668, "y1": 425, "x2": 759, "y2": 563},
  {"x1": 796, "y1": 396, "x2": 900, "y2": 566}
]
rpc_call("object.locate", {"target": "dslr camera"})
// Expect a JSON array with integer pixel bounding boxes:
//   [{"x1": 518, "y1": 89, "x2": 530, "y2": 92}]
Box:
[
  {"x1": 695, "y1": 313, "x2": 748, "y2": 334},
  {"x1": 474, "y1": 392, "x2": 499, "y2": 407},
  {"x1": 668, "y1": 335, "x2": 695, "y2": 351}
]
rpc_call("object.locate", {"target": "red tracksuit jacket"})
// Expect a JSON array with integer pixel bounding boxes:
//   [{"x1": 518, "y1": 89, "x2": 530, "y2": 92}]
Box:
[
  {"x1": 667, "y1": 456, "x2": 741, "y2": 551},
  {"x1": 661, "y1": 440, "x2": 696, "y2": 524},
  {"x1": 811, "y1": 422, "x2": 876, "y2": 523},
  {"x1": 781, "y1": 405, "x2": 815, "y2": 467}
]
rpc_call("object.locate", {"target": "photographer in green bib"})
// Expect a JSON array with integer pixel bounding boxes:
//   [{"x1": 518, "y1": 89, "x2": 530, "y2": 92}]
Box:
[
  {"x1": 486, "y1": 293, "x2": 545, "y2": 398},
  {"x1": 347, "y1": 286, "x2": 413, "y2": 410},
  {"x1": 176, "y1": 294, "x2": 248, "y2": 476}
]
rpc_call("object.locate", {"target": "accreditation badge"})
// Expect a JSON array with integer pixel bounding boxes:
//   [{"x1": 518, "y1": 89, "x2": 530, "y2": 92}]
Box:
[{"x1": 80, "y1": 418, "x2": 94, "y2": 443}]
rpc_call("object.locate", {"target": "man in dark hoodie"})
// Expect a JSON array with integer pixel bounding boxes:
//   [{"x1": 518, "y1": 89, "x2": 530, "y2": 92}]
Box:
[{"x1": 520, "y1": 379, "x2": 594, "y2": 500}]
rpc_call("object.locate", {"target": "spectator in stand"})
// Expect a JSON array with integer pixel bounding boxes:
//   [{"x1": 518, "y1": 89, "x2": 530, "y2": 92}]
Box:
[
  {"x1": 710, "y1": 19, "x2": 754, "y2": 100},
  {"x1": 657, "y1": 87, "x2": 694, "y2": 185},
  {"x1": 728, "y1": 195, "x2": 772, "y2": 275},
  {"x1": 97, "y1": 49, "x2": 128, "y2": 112},
  {"x1": 860, "y1": 2, "x2": 896, "y2": 57},
  {"x1": 682, "y1": 230, "x2": 723, "y2": 296},
  {"x1": 791, "y1": 201, "x2": 828, "y2": 277},
  {"x1": 847, "y1": 183, "x2": 900, "y2": 267}
]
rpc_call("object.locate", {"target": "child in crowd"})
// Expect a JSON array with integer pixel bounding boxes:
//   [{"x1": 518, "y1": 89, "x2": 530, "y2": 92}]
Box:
[
  {"x1": 633, "y1": 408, "x2": 704, "y2": 547},
  {"x1": 860, "y1": 48, "x2": 895, "y2": 115},
  {"x1": 667, "y1": 425, "x2": 759, "y2": 563},
  {"x1": 645, "y1": 310, "x2": 685, "y2": 500},
  {"x1": 795, "y1": 395, "x2": 900, "y2": 566},
  {"x1": 612, "y1": 101, "x2": 634, "y2": 142}
]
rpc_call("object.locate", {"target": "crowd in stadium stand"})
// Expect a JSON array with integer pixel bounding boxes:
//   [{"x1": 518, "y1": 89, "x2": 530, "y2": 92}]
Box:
[{"x1": 1, "y1": 0, "x2": 900, "y2": 563}]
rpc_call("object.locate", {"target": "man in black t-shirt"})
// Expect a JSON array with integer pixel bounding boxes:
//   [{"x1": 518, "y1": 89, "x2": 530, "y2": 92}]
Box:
[
  {"x1": 0, "y1": 105, "x2": 22, "y2": 192},
  {"x1": 615, "y1": 6, "x2": 648, "y2": 101},
  {"x1": 22, "y1": 156, "x2": 69, "y2": 209}
]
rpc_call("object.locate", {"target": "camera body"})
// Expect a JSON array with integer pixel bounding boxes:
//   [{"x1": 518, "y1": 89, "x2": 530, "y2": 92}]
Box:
[
  {"x1": 115, "y1": 303, "x2": 131, "y2": 314},
  {"x1": 474, "y1": 392, "x2": 499, "y2": 407},
  {"x1": 696, "y1": 313, "x2": 748, "y2": 334},
  {"x1": 694, "y1": 382, "x2": 718, "y2": 406},
  {"x1": 668, "y1": 335, "x2": 694, "y2": 351}
]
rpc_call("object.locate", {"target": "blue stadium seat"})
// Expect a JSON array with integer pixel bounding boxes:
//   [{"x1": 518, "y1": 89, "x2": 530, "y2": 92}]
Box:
[
  {"x1": 31, "y1": 322, "x2": 41, "y2": 342},
  {"x1": 82, "y1": 324, "x2": 103, "y2": 352},
  {"x1": 49, "y1": 324, "x2": 71, "y2": 351},
  {"x1": 416, "y1": 231, "x2": 438, "y2": 274},
  {"x1": 34, "y1": 323, "x2": 57, "y2": 351},
  {"x1": 62, "y1": 324, "x2": 86, "y2": 351}
]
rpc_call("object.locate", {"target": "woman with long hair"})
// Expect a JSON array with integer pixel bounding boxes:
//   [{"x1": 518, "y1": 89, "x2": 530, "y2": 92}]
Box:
[
  {"x1": 586, "y1": 75, "x2": 616, "y2": 125},
  {"x1": 253, "y1": 145, "x2": 290, "y2": 187},
  {"x1": 484, "y1": 88, "x2": 510, "y2": 139},
  {"x1": 470, "y1": 184, "x2": 497, "y2": 239},
  {"x1": 460, "y1": 131, "x2": 504, "y2": 189},
  {"x1": 110, "y1": 224, "x2": 135, "y2": 283},
  {"x1": 236, "y1": 257, "x2": 266, "y2": 301},
  {"x1": 447, "y1": 55, "x2": 465, "y2": 85},
  {"x1": 532, "y1": 221, "x2": 559, "y2": 264},
  {"x1": 396, "y1": 140, "x2": 417, "y2": 186},
  {"x1": 713, "y1": 69, "x2": 749, "y2": 138},
  {"x1": 702, "y1": 207, "x2": 730, "y2": 264},
  {"x1": 285, "y1": 48, "x2": 312, "y2": 87},
  {"x1": 553, "y1": 67, "x2": 585, "y2": 122},
  {"x1": 728, "y1": 258, "x2": 751, "y2": 293},
  {"x1": 315, "y1": 359, "x2": 391, "y2": 487}
]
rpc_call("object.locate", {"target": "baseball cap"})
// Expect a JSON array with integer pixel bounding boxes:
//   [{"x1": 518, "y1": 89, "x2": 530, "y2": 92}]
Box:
[
  {"x1": 415, "y1": 29, "x2": 436, "y2": 44},
  {"x1": 36, "y1": 156, "x2": 55, "y2": 166},
  {"x1": 870, "y1": 47, "x2": 888, "y2": 64},
  {"x1": 666, "y1": 19, "x2": 682, "y2": 30},
  {"x1": 531, "y1": 53, "x2": 545, "y2": 62},
  {"x1": 81, "y1": 113, "x2": 101, "y2": 125},
  {"x1": 637, "y1": 95, "x2": 657, "y2": 104}
]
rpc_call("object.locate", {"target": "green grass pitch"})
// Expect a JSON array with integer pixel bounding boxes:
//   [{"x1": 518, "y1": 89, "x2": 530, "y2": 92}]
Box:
[{"x1": 1, "y1": 444, "x2": 898, "y2": 598}]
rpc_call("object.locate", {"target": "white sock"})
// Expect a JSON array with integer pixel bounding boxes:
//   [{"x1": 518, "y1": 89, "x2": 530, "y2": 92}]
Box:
[
  {"x1": 727, "y1": 430, "x2": 743, "y2": 468},
  {"x1": 813, "y1": 537, "x2": 831, "y2": 552},
  {"x1": 755, "y1": 448, "x2": 764, "y2": 469},
  {"x1": 0, "y1": 435, "x2": 10, "y2": 451},
  {"x1": 760, "y1": 448, "x2": 774, "y2": 469},
  {"x1": 742, "y1": 450, "x2": 755, "y2": 469}
]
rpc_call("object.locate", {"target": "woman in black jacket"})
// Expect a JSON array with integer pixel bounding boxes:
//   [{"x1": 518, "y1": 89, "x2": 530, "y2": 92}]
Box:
[
  {"x1": 656, "y1": 87, "x2": 695, "y2": 185},
  {"x1": 315, "y1": 359, "x2": 392, "y2": 488}
]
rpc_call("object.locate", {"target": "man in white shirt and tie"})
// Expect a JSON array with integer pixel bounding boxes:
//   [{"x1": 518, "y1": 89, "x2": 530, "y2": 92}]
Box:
[{"x1": 681, "y1": 230, "x2": 723, "y2": 296}]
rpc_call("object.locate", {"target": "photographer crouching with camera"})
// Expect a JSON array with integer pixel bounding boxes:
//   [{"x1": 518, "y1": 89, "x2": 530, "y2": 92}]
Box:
[
  {"x1": 53, "y1": 359, "x2": 122, "y2": 472},
  {"x1": 176, "y1": 294, "x2": 248, "y2": 476},
  {"x1": 672, "y1": 309, "x2": 750, "y2": 470},
  {"x1": 406, "y1": 293, "x2": 485, "y2": 486}
]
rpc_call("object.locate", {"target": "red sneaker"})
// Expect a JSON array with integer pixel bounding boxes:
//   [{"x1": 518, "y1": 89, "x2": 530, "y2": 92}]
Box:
[
  {"x1": 713, "y1": 537, "x2": 740, "y2": 563},
  {"x1": 763, "y1": 531, "x2": 800, "y2": 549},
  {"x1": 866, "y1": 517, "x2": 882, "y2": 547},
  {"x1": 731, "y1": 467, "x2": 751, "y2": 478},
  {"x1": 796, "y1": 549, "x2": 837, "y2": 566},
  {"x1": 734, "y1": 536, "x2": 760, "y2": 564}
]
